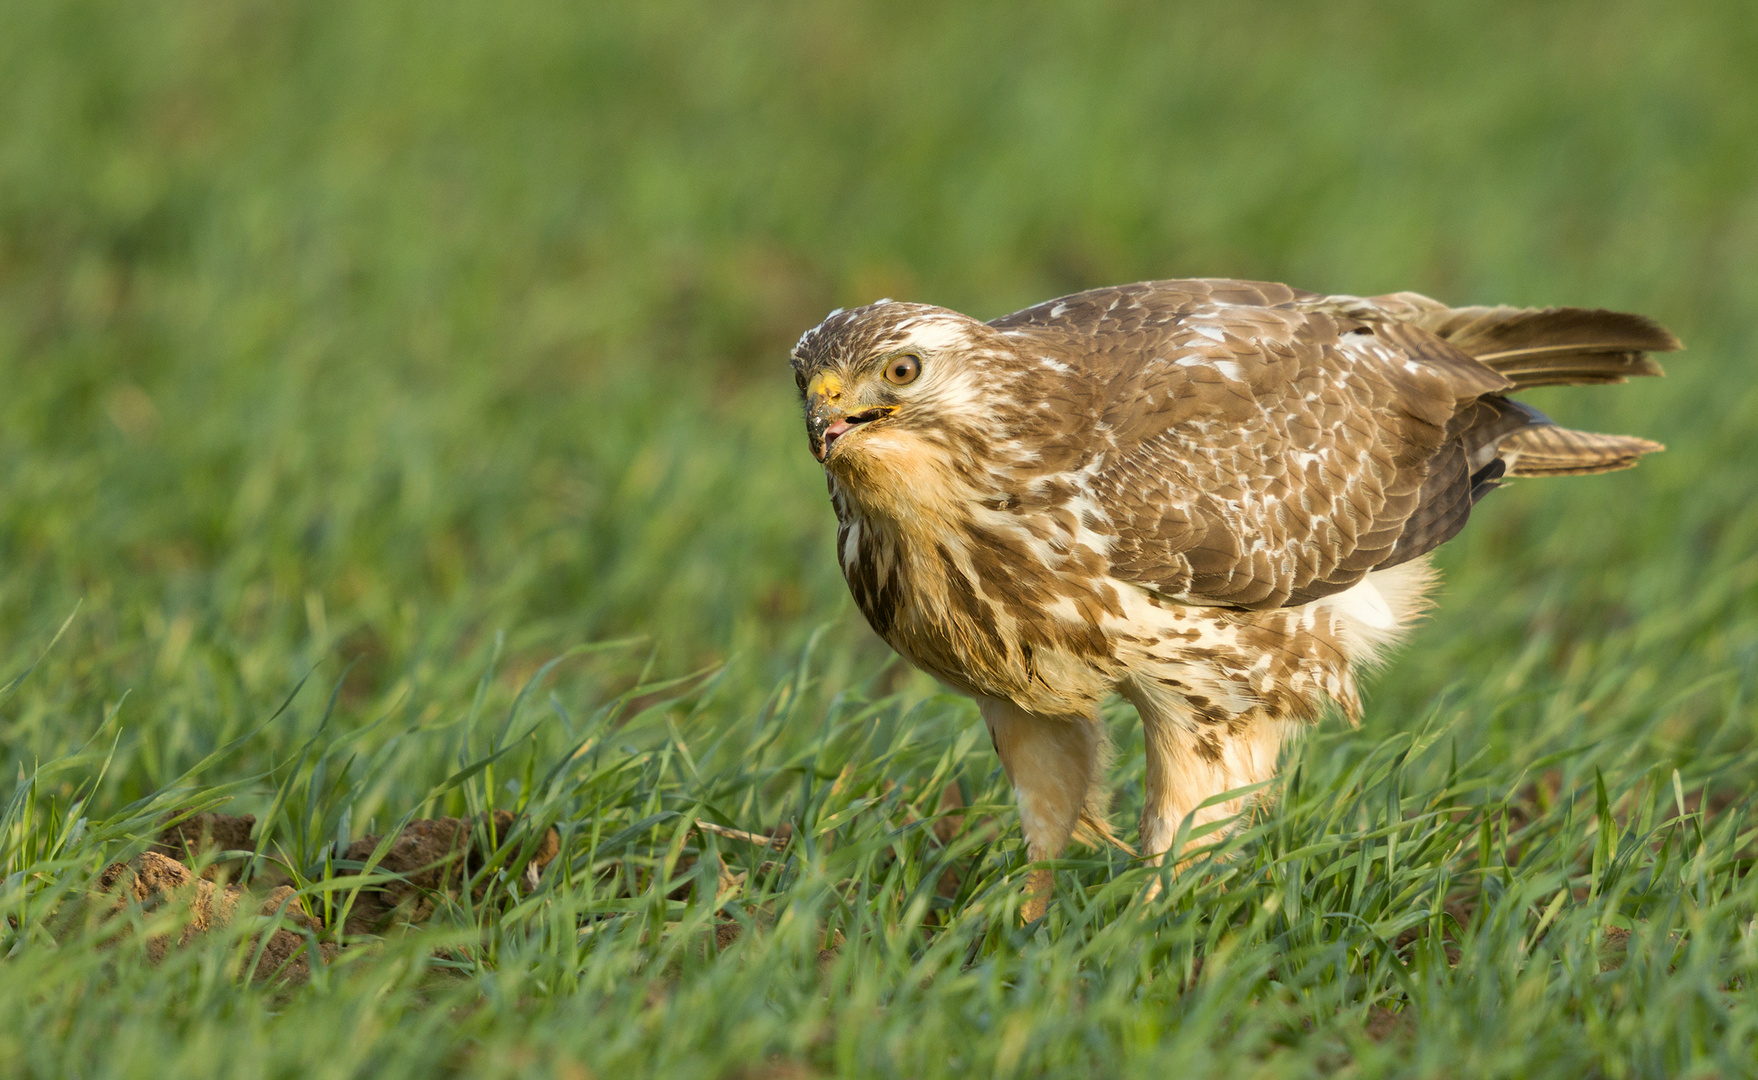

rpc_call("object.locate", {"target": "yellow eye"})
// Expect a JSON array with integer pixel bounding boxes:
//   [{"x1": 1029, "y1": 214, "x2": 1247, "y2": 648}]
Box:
[{"x1": 883, "y1": 353, "x2": 921, "y2": 386}]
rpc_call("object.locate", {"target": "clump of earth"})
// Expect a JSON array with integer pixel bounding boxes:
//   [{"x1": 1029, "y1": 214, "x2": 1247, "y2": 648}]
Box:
[{"x1": 82, "y1": 808, "x2": 560, "y2": 982}]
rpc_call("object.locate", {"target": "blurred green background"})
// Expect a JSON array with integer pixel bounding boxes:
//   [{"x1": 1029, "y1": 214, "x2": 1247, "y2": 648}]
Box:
[
  {"x1": 4, "y1": 0, "x2": 1754, "y2": 763},
  {"x1": 2, "y1": 0, "x2": 1757, "y2": 1074}
]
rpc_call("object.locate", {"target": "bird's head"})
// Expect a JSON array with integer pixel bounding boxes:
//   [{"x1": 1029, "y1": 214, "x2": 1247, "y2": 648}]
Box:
[{"x1": 789, "y1": 301, "x2": 992, "y2": 471}]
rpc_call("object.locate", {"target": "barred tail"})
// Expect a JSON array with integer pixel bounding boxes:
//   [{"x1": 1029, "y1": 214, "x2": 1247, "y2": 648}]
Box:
[
  {"x1": 1373, "y1": 292, "x2": 1681, "y2": 389},
  {"x1": 1371, "y1": 291, "x2": 1679, "y2": 475},
  {"x1": 1498, "y1": 425, "x2": 1664, "y2": 477}
]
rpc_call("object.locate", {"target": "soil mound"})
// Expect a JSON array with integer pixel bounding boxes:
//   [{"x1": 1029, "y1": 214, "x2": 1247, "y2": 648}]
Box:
[
  {"x1": 86, "y1": 808, "x2": 560, "y2": 981},
  {"x1": 93, "y1": 850, "x2": 334, "y2": 981}
]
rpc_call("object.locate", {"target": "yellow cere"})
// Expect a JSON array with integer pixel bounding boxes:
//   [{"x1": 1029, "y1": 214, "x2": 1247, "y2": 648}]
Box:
[{"x1": 806, "y1": 371, "x2": 843, "y2": 401}]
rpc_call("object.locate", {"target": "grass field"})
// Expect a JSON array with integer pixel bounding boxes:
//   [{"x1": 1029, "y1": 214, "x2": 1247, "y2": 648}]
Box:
[{"x1": 3, "y1": 1, "x2": 1758, "y2": 1076}]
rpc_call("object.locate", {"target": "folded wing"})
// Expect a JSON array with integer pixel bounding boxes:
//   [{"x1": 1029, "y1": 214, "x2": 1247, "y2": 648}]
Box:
[{"x1": 990, "y1": 279, "x2": 1677, "y2": 610}]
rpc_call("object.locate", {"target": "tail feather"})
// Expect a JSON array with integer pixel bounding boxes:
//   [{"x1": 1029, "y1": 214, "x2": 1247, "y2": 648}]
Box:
[
  {"x1": 1500, "y1": 425, "x2": 1665, "y2": 477},
  {"x1": 1371, "y1": 293, "x2": 1681, "y2": 389}
]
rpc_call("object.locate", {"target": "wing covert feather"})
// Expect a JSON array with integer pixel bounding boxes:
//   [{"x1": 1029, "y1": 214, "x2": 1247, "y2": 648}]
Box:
[{"x1": 990, "y1": 280, "x2": 1486, "y2": 608}]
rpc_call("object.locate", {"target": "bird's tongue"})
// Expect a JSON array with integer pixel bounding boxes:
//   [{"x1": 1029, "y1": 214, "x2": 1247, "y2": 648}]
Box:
[{"x1": 823, "y1": 418, "x2": 853, "y2": 448}]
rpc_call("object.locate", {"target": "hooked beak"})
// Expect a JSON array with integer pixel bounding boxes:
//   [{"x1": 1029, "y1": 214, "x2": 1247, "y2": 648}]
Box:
[{"x1": 805, "y1": 372, "x2": 893, "y2": 462}]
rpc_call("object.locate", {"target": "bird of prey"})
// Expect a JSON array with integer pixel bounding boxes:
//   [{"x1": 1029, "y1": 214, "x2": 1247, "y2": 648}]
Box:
[{"x1": 790, "y1": 278, "x2": 1676, "y2": 919}]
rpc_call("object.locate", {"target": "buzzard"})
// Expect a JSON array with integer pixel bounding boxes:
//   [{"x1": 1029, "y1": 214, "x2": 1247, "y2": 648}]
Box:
[{"x1": 790, "y1": 279, "x2": 1677, "y2": 918}]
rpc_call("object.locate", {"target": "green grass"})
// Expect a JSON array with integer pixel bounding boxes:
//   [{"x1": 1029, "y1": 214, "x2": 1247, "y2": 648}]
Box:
[{"x1": 3, "y1": 0, "x2": 1758, "y2": 1075}]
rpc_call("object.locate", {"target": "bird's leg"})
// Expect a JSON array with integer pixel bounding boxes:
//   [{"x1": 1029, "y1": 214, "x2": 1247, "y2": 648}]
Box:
[
  {"x1": 1125, "y1": 683, "x2": 1291, "y2": 901},
  {"x1": 978, "y1": 697, "x2": 1105, "y2": 924}
]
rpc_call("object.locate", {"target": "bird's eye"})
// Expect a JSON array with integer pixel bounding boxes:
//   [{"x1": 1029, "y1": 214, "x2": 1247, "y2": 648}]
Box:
[{"x1": 884, "y1": 353, "x2": 921, "y2": 386}]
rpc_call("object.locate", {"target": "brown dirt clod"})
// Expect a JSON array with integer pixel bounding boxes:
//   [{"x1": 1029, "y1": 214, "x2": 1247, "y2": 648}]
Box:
[
  {"x1": 150, "y1": 810, "x2": 258, "y2": 880},
  {"x1": 335, "y1": 811, "x2": 562, "y2": 936},
  {"x1": 94, "y1": 851, "x2": 334, "y2": 982},
  {"x1": 1364, "y1": 1004, "x2": 1415, "y2": 1041},
  {"x1": 91, "y1": 808, "x2": 560, "y2": 981}
]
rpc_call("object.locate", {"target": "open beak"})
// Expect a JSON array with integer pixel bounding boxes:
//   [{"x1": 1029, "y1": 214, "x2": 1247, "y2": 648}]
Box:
[{"x1": 805, "y1": 372, "x2": 893, "y2": 462}]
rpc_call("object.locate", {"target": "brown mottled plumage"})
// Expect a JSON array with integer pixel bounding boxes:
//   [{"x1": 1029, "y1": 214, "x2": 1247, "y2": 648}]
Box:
[{"x1": 790, "y1": 278, "x2": 1677, "y2": 917}]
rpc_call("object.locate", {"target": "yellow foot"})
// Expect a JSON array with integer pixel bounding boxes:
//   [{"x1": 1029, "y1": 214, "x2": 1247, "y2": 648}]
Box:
[
  {"x1": 1141, "y1": 873, "x2": 1164, "y2": 905},
  {"x1": 1020, "y1": 866, "x2": 1053, "y2": 924}
]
